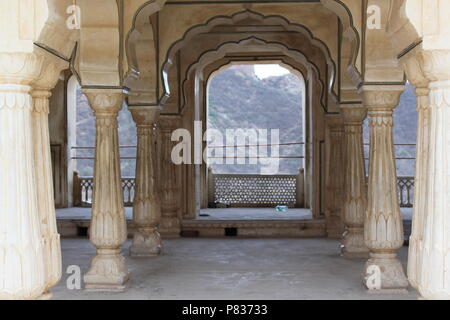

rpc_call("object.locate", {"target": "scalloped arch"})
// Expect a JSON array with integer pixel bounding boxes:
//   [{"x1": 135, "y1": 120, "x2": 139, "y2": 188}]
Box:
[
  {"x1": 172, "y1": 37, "x2": 325, "y2": 113},
  {"x1": 161, "y1": 10, "x2": 336, "y2": 102}
]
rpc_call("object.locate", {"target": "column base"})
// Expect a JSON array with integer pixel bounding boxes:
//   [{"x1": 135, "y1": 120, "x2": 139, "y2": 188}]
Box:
[
  {"x1": 160, "y1": 215, "x2": 181, "y2": 238},
  {"x1": 406, "y1": 237, "x2": 420, "y2": 290},
  {"x1": 130, "y1": 229, "x2": 162, "y2": 257},
  {"x1": 367, "y1": 288, "x2": 409, "y2": 294},
  {"x1": 36, "y1": 291, "x2": 53, "y2": 300},
  {"x1": 160, "y1": 229, "x2": 181, "y2": 238},
  {"x1": 341, "y1": 251, "x2": 370, "y2": 259},
  {"x1": 84, "y1": 249, "x2": 129, "y2": 292},
  {"x1": 418, "y1": 287, "x2": 450, "y2": 300},
  {"x1": 326, "y1": 228, "x2": 343, "y2": 239},
  {"x1": 363, "y1": 252, "x2": 408, "y2": 292},
  {"x1": 341, "y1": 228, "x2": 369, "y2": 258},
  {"x1": 325, "y1": 214, "x2": 344, "y2": 239}
]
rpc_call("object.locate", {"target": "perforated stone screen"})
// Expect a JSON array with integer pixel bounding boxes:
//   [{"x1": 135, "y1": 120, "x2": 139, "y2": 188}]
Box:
[{"x1": 213, "y1": 174, "x2": 297, "y2": 206}]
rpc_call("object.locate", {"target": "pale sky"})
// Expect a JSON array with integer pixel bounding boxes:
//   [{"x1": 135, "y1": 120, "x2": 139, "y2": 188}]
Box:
[{"x1": 254, "y1": 64, "x2": 290, "y2": 79}]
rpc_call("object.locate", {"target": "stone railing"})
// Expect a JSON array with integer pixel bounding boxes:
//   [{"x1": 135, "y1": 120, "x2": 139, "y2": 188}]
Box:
[
  {"x1": 73, "y1": 172, "x2": 135, "y2": 207},
  {"x1": 208, "y1": 169, "x2": 305, "y2": 208},
  {"x1": 397, "y1": 176, "x2": 414, "y2": 208},
  {"x1": 72, "y1": 172, "x2": 414, "y2": 208}
]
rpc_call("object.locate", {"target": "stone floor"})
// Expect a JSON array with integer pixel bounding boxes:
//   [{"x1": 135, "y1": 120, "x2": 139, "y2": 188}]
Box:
[{"x1": 52, "y1": 238, "x2": 419, "y2": 300}]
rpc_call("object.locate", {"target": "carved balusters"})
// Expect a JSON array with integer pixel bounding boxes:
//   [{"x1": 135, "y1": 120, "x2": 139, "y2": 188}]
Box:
[
  {"x1": 129, "y1": 106, "x2": 162, "y2": 256},
  {"x1": 361, "y1": 86, "x2": 408, "y2": 292},
  {"x1": 83, "y1": 89, "x2": 129, "y2": 291}
]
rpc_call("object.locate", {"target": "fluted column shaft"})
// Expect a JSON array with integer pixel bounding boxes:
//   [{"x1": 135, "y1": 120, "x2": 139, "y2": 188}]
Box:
[
  {"x1": 406, "y1": 87, "x2": 430, "y2": 289},
  {"x1": 129, "y1": 106, "x2": 162, "y2": 256},
  {"x1": 324, "y1": 115, "x2": 345, "y2": 239},
  {"x1": 417, "y1": 51, "x2": 450, "y2": 300},
  {"x1": 30, "y1": 58, "x2": 67, "y2": 298},
  {"x1": 340, "y1": 105, "x2": 369, "y2": 258},
  {"x1": 361, "y1": 86, "x2": 408, "y2": 291},
  {"x1": 83, "y1": 89, "x2": 129, "y2": 291},
  {"x1": 159, "y1": 117, "x2": 182, "y2": 237},
  {"x1": 0, "y1": 53, "x2": 47, "y2": 299},
  {"x1": 31, "y1": 90, "x2": 62, "y2": 298}
]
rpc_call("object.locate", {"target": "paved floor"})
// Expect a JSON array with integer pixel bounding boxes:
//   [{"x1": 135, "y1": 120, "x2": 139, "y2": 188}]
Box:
[{"x1": 52, "y1": 238, "x2": 419, "y2": 300}]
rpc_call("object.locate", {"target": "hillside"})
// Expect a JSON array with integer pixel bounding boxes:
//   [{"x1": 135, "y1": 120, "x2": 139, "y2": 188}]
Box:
[{"x1": 75, "y1": 64, "x2": 417, "y2": 177}]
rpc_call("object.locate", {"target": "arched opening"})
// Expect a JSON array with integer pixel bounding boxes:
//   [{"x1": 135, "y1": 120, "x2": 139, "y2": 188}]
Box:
[
  {"x1": 198, "y1": 61, "x2": 310, "y2": 221},
  {"x1": 169, "y1": 36, "x2": 328, "y2": 222}
]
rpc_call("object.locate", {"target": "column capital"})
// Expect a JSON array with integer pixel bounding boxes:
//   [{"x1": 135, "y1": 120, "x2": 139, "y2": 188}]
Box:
[
  {"x1": 325, "y1": 113, "x2": 344, "y2": 130},
  {"x1": 32, "y1": 56, "x2": 68, "y2": 92},
  {"x1": 340, "y1": 104, "x2": 367, "y2": 124},
  {"x1": 83, "y1": 88, "x2": 125, "y2": 115},
  {"x1": 359, "y1": 85, "x2": 404, "y2": 110},
  {"x1": 129, "y1": 105, "x2": 161, "y2": 126},
  {"x1": 420, "y1": 50, "x2": 450, "y2": 82},
  {"x1": 159, "y1": 115, "x2": 181, "y2": 132},
  {"x1": 0, "y1": 52, "x2": 44, "y2": 85}
]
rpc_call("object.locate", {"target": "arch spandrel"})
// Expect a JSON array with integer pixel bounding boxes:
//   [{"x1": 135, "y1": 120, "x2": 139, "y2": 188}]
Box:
[
  {"x1": 388, "y1": 0, "x2": 450, "y2": 58},
  {"x1": 362, "y1": 0, "x2": 405, "y2": 83},
  {"x1": 161, "y1": 11, "x2": 337, "y2": 106},
  {"x1": 173, "y1": 30, "x2": 331, "y2": 102},
  {"x1": 158, "y1": 8, "x2": 339, "y2": 86},
  {"x1": 321, "y1": 0, "x2": 362, "y2": 85},
  {"x1": 124, "y1": 0, "x2": 166, "y2": 85},
  {"x1": 34, "y1": 0, "x2": 79, "y2": 60}
]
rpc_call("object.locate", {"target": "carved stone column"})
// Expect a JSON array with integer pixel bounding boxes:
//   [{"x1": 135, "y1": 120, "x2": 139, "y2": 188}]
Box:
[
  {"x1": 0, "y1": 52, "x2": 47, "y2": 299},
  {"x1": 129, "y1": 106, "x2": 162, "y2": 256},
  {"x1": 340, "y1": 104, "x2": 369, "y2": 258},
  {"x1": 30, "y1": 58, "x2": 68, "y2": 298},
  {"x1": 361, "y1": 85, "x2": 408, "y2": 292},
  {"x1": 159, "y1": 116, "x2": 182, "y2": 237},
  {"x1": 403, "y1": 55, "x2": 430, "y2": 290},
  {"x1": 417, "y1": 51, "x2": 450, "y2": 300},
  {"x1": 324, "y1": 115, "x2": 345, "y2": 239},
  {"x1": 83, "y1": 89, "x2": 129, "y2": 291}
]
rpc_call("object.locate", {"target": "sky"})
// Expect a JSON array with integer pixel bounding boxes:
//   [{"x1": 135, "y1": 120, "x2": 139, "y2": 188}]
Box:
[{"x1": 254, "y1": 64, "x2": 290, "y2": 79}]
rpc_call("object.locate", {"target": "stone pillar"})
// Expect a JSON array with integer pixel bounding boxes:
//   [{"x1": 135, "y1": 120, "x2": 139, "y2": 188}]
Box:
[
  {"x1": 83, "y1": 89, "x2": 129, "y2": 291},
  {"x1": 417, "y1": 51, "x2": 450, "y2": 300},
  {"x1": 340, "y1": 104, "x2": 369, "y2": 258},
  {"x1": 406, "y1": 86, "x2": 429, "y2": 289},
  {"x1": 0, "y1": 52, "x2": 47, "y2": 299},
  {"x1": 361, "y1": 85, "x2": 408, "y2": 292},
  {"x1": 30, "y1": 58, "x2": 68, "y2": 298},
  {"x1": 159, "y1": 116, "x2": 182, "y2": 237},
  {"x1": 324, "y1": 115, "x2": 345, "y2": 238},
  {"x1": 129, "y1": 106, "x2": 162, "y2": 257},
  {"x1": 402, "y1": 55, "x2": 430, "y2": 290}
]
